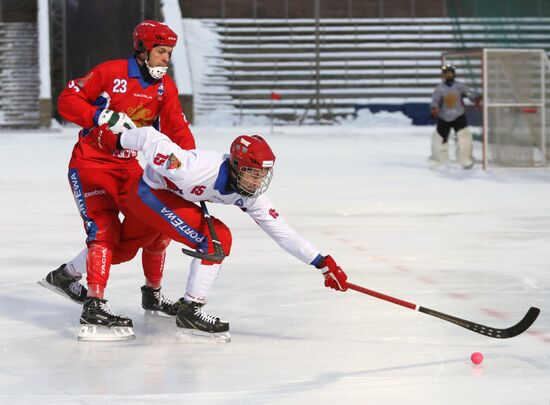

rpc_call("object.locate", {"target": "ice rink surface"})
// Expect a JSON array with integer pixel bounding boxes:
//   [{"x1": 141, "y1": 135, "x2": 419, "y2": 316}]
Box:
[{"x1": 0, "y1": 124, "x2": 549, "y2": 404}]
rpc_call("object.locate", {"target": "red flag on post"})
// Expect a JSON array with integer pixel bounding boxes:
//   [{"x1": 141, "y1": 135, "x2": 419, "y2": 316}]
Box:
[{"x1": 270, "y1": 91, "x2": 282, "y2": 101}]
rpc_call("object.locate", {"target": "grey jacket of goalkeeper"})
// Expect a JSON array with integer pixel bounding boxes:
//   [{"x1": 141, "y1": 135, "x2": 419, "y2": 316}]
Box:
[{"x1": 431, "y1": 80, "x2": 479, "y2": 122}]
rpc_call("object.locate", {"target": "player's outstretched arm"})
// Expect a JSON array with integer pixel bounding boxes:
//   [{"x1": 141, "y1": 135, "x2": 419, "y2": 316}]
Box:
[{"x1": 314, "y1": 255, "x2": 348, "y2": 291}]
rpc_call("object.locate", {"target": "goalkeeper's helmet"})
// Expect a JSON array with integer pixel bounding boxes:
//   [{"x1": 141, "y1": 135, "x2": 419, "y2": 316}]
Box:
[
  {"x1": 442, "y1": 63, "x2": 456, "y2": 74},
  {"x1": 229, "y1": 135, "x2": 276, "y2": 198}
]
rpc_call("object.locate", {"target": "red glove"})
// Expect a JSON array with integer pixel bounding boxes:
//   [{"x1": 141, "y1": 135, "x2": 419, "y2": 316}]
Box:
[
  {"x1": 316, "y1": 255, "x2": 348, "y2": 291},
  {"x1": 83, "y1": 123, "x2": 121, "y2": 153}
]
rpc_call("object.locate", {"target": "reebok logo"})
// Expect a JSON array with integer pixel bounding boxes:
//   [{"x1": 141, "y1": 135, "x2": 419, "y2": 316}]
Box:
[{"x1": 84, "y1": 189, "x2": 107, "y2": 198}]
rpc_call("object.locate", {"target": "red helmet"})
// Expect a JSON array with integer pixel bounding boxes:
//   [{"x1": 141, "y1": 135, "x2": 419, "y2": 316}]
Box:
[
  {"x1": 230, "y1": 135, "x2": 276, "y2": 197},
  {"x1": 133, "y1": 20, "x2": 177, "y2": 52}
]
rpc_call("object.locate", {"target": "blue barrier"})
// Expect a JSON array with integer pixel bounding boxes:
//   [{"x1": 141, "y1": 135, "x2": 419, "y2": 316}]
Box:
[{"x1": 354, "y1": 103, "x2": 482, "y2": 126}]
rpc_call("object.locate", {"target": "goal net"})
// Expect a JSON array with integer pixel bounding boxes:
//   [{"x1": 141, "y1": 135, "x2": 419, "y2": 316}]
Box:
[{"x1": 443, "y1": 48, "x2": 550, "y2": 168}]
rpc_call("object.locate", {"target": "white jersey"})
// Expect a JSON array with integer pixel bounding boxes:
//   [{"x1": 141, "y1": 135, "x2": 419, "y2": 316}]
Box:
[{"x1": 121, "y1": 127, "x2": 321, "y2": 266}]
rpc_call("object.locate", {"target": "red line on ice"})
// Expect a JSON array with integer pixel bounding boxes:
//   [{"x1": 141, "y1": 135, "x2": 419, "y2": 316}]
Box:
[
  {"x1": 446, "y1": 292, "x2": 469, "y2": 300},
  {"x1": 481, "y1": 308, "x2": 508, "y2": 319},
  {"x1": 416, "y1": 276, "x2": 436, "y2": 284}
]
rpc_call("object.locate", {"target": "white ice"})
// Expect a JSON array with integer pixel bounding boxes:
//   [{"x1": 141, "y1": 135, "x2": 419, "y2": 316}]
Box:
[{"x1": 0, "y1": 124, "x2": 549, "y2": 404}]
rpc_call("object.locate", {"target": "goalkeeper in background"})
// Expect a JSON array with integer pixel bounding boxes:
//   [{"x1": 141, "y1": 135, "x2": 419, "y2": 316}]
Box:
[{"x1": 430, "y1": 63, "x2": 481, "y2": 169}]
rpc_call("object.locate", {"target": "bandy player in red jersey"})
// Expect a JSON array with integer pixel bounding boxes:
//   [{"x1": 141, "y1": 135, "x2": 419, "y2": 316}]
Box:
[{"x1": 39, "y1": 20, "x2": 195, "y2": 339}]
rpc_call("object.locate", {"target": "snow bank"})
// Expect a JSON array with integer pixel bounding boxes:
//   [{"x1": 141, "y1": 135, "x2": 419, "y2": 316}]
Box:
[{"x1": 339, "y1": 109, "x2": 413, "y2": 127}]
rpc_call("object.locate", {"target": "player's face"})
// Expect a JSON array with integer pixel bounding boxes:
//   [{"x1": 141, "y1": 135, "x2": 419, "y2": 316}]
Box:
[
  {"x1": 148, "y1": 46, "x2": 173, "y2": 67},
  {"x1": 237, "y1": 167, "x2": 272, "y2": 197},
  {"x1": 444, "y1": 71, "x2": 455, "y2": 81}
]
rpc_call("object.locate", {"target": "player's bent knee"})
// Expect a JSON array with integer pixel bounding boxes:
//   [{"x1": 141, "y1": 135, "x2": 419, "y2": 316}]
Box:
[
  {"x1": 86, "y1": 214, "x2": 122, "y2": 245},
  {"x1": 144, "y1": 235, "x2": 171, "y2": 254},
  {"x1": 87, "y1": 240, "x2": 116, "y2": 251},
  {"x1": 215, "y1": 221, "x2": 233, "y2": 257}
]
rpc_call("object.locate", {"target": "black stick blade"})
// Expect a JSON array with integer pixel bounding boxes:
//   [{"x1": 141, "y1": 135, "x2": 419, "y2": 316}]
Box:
[
  {"x1": 499, "y1": 307, "x2": 541, "y2": 339},
  {"x1": 181, "y1": 246, "x2": 225, "y2": 262},
  {"x1": 418, "y1": 306, "x2": 540, "y2": 339}
]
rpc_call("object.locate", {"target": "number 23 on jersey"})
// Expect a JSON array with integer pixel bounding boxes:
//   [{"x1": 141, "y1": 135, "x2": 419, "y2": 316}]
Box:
[{"x1": 113, "y1": 79, "x2": 127, "y2": 93}]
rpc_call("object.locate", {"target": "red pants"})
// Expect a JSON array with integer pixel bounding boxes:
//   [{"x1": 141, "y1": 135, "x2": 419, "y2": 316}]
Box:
[
  {"x1": 125, "y1": 177, "x2": 232, "y2": 264},
  {"x1": 68, "y1": 166, "x2": 168, "y2": 292}
]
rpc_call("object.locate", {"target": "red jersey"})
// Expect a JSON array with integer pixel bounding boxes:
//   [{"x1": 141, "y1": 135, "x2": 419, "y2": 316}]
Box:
[{"x1": 59, "y1": 57, "x2": 195, "y2": 168}]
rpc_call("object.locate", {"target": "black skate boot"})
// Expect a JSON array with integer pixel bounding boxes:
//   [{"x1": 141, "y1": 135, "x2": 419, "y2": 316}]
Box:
[
  {"x1": 176, "y1": 299, "x2": 230, "y2": 342},
  {"x1": 141, "y1": 285, "x2": 180, "y2": 317},
  {"x1": 37, "y1": 264, "x2": 87, "y2": 304},
  {"x1": 78, "y1": 297, "x2": 135, "y2": 341}
]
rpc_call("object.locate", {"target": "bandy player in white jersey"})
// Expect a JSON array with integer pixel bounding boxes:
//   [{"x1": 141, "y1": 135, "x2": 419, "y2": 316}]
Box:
[{"x1": 80, "y1": 123, "x2": 349, "y2": 341}]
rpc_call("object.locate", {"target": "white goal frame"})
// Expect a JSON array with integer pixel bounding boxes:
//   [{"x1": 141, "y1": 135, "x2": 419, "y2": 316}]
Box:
[{"x1": 442, "y1": 48, "x2": 549, "y2": 169}]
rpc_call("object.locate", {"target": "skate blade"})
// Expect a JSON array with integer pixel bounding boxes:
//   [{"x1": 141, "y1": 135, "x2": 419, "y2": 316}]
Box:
[
  {"x1": 144, "y1": 310, "x2": 176, "y2": 322},
  {"x1": 78, "y1": 325, "x2": 135, "y2": 342},
  {"x1": 144, "y1": 309, "x2": 175, "y2": 318},
  {"x1": 176, "y1": 328, "x2": 231, "y2": 343},
  {"x1": 37, "y1": 279, "x2": 83, "y2": 305}
]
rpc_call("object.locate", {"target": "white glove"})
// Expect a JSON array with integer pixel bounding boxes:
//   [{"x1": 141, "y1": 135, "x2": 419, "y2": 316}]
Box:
[{"x1": 97, "y1": 109, "x2": 137, "y2": 134}]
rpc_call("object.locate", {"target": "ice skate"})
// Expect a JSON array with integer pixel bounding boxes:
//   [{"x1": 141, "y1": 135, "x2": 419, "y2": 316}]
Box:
[
  {"x1": 175, "y1": 299, "x2": 231, "y2": 343},
  {"x1": 141, "y1": 285, "x2": 180, "y2": 319},
  {"x1": 78, "y1": 297, "x2": 135, "y2": 341},
  {"x1": 37, "y1": 264, "x2": 87, "y2": 304}
]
